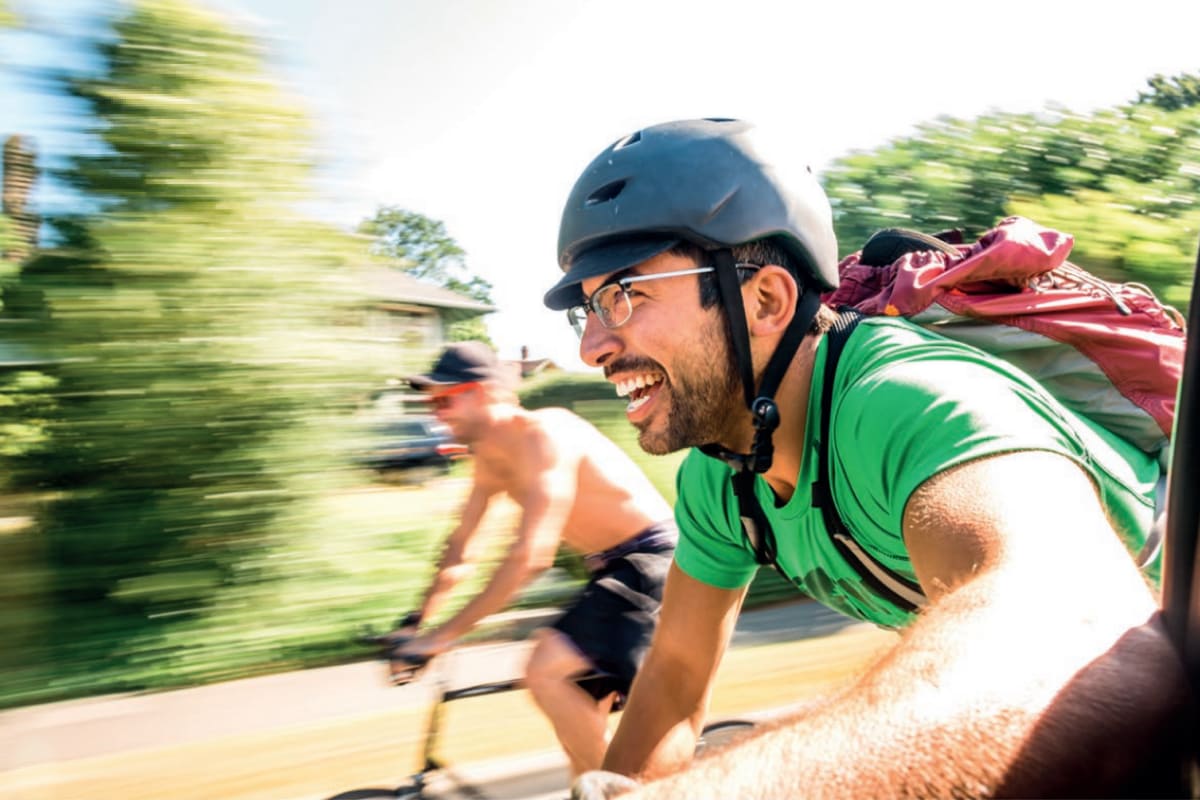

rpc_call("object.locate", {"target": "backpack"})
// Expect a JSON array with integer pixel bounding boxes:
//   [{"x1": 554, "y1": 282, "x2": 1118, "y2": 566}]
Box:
[{"x1": 813, "y1": 215, "x2": 1186, "y2": 613}]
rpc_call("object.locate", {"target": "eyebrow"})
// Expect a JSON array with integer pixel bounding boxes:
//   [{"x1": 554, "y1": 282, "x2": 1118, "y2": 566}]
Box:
[{"x1": 591, "y1": 266, "x2": 642, "y2": 293}]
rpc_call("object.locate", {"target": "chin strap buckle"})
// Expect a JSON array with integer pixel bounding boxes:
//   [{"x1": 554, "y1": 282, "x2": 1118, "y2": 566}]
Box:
[
  {"x1": 746, "y1": 396, "x2": 779, "y2": 473},
  {"x1": 699, "y1": 396, "x2": 780, "y2": 474}
]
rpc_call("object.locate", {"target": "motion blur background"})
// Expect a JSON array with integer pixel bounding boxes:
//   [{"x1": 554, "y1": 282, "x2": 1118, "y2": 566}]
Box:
[{"x1": 0, "y1": 0, "x2": 1198, "y2": 716}]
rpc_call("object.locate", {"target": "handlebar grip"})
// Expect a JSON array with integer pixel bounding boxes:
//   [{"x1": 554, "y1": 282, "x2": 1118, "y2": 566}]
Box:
[
  {"x1": 385, "y1": 639, "x2": 431, "y2": 686},
  {"x1": 352, "y1": 629, "x2": 432, "y2": 685}
]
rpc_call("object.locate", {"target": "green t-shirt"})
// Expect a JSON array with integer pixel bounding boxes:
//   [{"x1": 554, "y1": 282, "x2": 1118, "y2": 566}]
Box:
[{"x1": 674, "y1": 317, "x2": 1161, "y2": 630}]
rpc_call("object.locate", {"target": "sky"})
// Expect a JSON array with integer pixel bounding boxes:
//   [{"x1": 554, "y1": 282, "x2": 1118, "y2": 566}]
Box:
[{"x1": 6, "y1": 0, "x2": 1200, "y2": 371}]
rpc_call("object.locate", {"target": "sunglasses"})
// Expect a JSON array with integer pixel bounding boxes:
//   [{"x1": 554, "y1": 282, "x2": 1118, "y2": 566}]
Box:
[{"x1": 428, "y1": 382, "x2": 479, "y2": 410}]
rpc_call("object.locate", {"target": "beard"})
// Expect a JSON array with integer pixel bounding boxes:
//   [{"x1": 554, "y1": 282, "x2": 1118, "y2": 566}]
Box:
[{"x1": 635, "y1": 318, "x2": 744, "y2": 455}]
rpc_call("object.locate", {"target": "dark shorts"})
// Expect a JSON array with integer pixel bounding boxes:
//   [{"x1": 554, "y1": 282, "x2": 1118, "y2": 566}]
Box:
[{"x1": 551, "y1": 521, "x2": 677, "y2": 699}]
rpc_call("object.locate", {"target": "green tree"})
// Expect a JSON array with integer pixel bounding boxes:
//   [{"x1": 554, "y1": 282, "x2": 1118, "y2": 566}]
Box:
[
  {"x1": 822, "y1": 73, "x2": 1200, "y2": 309},
  {"x1": 1138, "y1": 71, "x2": 1200, "y2": 111},
  {"x1": 1, "y1": 0, "x2": 377, "y2": 704},
  {"x1": 357, "y1": 205, "x2": 494, "y2": 342}
]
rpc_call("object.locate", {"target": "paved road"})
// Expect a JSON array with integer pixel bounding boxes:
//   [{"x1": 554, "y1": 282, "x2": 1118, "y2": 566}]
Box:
[{"x1": 0, "y1": 599, "x2": 886, "y2": 800}]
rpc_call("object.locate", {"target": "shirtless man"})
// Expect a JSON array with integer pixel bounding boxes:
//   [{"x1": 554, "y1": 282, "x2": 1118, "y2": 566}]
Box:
[{"x1": 389, "y1": 340, "x2": 676, "y2": 776}]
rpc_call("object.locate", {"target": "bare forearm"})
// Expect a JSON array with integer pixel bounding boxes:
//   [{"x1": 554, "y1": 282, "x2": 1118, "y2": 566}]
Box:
[
  {"x1": 605, "y1": 567, "x2": 745, "y2": 781},
  {"x1": 604, "y1": 666, "x2": 708, "y2": 779},
  {"x1": 432, "y1": 553, "x2": 541, "y2": 643},
  {"x1": 408, "y1": 532, "x2": 477, "y2": 627},
  {"x1": 630, "y1": 575, "x2": 1186, "y2": 799},
  {"x1": 416, "y1": 560, "x2": 473, "y2": 624}
]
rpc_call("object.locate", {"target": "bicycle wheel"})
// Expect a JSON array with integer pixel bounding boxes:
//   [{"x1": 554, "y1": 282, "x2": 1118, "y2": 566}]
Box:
[
  {"x1": 695, "y1": 719, "x2": 756, "y2": 755},
  {"x1": 323, "y1": 786, "x2": 418, "y2": 799}
]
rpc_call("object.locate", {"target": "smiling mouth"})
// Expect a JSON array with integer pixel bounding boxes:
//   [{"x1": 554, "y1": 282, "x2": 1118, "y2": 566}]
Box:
[{"x1": 614, "y1": 372, "x2": 663, "y2": 413}]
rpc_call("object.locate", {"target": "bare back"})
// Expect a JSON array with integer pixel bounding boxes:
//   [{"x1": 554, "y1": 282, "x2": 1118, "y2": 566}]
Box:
[{"x1": 469, "y1": 406, "x2": 672, "y2": 555}]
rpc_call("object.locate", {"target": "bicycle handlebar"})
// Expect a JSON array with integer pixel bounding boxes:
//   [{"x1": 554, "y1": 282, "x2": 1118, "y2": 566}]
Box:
[{"x1": 355, "y1": 630, "x2": 432, "y2": 685}]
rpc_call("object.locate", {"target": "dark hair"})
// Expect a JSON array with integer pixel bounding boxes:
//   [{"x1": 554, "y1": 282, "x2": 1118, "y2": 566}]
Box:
[{"x1": 671, "y1": 239, "x2": 833, "y2": 334}]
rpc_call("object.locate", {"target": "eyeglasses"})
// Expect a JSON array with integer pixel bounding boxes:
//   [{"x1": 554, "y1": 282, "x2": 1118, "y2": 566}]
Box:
[
  {"x1": 566, "y1": 263, "x2": 760, "y2": 337},
  {"x1": 428, "y1": 382, "x2": 479, "y2": 410}
]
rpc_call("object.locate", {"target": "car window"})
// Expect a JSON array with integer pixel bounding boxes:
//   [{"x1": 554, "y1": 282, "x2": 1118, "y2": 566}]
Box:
[
  {"x1": 382, "y1": 417, "x2": 450, "y2": 438},
  {"x1": 393, "y1": 420, "x2": 428, "y2": 437}
]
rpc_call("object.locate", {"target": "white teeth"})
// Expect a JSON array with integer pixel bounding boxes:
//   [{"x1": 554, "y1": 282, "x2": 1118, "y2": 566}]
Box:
[
  {"x1": 627, "y1": 393, "x2": 651, "y2": 413},
  {"x1": 614, "y1": 374, "x2": 661, "y2": 398}
]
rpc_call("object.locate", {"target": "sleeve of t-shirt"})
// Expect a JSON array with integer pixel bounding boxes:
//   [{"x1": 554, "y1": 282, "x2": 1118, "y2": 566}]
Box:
[
  {"x1": 830, "y1": 351, "x2": 1087, "y2": 566},
  {"x1": 672, "y1": 449, "x2": 760, "y2": 590}
]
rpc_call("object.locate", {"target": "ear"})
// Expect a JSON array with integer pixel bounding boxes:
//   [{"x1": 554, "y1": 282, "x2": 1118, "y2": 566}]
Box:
[{"x1": 744, "y1": 265, "x2": 800, "y2": 336}]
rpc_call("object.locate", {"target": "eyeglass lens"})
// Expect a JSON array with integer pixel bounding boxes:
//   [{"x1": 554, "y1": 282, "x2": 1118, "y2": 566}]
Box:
[{"x1": 568, "y1": 283, "x2": 631, "y2": 336}]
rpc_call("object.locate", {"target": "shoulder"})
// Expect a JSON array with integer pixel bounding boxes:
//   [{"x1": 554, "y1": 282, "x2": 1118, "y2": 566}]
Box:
[
  {"x1": 678, "y1": 447, "x2": 730, "y2": 487},
  {"x1": 835, "y1": 317, "x2": 1056, "y2": 419},
  {"x1": 504, "y1": 407, "x2": 607, "y2": 471},
  {"x1": 520, "y1": 407, "x2": 606, "y2": 449},
  {"x1": 676, "y1": 449, "x2": 733, "y2": 513},
  {"x1": 842, "y1": 317, "x2": 988, "y2": 376}
]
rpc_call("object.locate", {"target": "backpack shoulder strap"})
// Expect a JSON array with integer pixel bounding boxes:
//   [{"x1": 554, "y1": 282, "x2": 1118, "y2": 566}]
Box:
[{"x1": 813, "y1": 309, "x2": 927, "y2": 613}]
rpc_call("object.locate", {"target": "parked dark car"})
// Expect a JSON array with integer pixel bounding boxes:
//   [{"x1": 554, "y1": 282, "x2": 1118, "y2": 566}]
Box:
[{"x1": 363, "y1": 415, "x2": 468, "y2": 477}]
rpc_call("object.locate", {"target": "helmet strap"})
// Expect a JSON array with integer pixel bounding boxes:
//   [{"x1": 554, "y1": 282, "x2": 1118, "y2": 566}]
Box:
[
  {"x1": 701, "y1": 254, "x2": 822, "y2": 568},
  {"x1": 701, "y1": 250, "x2": 822, "y2": 476},
  {"x1": 712, "y1": 249, "x2": 756, "y2": 409}
]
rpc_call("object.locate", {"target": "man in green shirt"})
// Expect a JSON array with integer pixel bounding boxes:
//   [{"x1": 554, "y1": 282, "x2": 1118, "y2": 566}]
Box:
[{"x1": 542, "y1": 118, "x2": 1187, "y2": 798}]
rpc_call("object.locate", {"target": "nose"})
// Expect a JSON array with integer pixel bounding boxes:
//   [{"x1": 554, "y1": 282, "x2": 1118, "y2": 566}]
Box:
[{"x1": 578, "y1": 313, "x2": 621, "y2": 368}]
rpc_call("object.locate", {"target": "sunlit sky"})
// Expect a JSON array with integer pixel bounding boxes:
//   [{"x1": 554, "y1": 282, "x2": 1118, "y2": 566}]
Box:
[{"x1": 8, "y1": 0, "x2": 1200, "y2": 371}]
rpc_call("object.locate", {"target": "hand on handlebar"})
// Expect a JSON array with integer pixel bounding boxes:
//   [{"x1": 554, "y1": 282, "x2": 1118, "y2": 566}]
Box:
[
  {"x1": 383, "y1": 632, "x2": 449, "y2": 686},
  {"x1": 385, "y1": 638, "x2": 430, "y2": 686}
]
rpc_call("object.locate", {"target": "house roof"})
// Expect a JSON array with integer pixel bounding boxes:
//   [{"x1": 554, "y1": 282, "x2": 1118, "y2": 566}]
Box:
[
  {"x1": 362, "y1": 267, "x2": 496, "y2": 314},
  {"x1": 512, "y1": 357, "x2": 558, "y2": 377}
]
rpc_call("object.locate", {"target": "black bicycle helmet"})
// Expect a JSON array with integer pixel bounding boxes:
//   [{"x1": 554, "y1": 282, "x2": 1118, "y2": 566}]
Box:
[{"x1": 545, "y1": 117, "x2": 838, "y2": 311}]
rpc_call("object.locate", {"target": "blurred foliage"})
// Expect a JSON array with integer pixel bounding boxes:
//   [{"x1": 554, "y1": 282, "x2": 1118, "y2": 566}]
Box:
[
  {"x1": 823, "y1": 71, "x2": 1200, "y2": 311},
  {"x1": 1139, "y1": 72, "x2": 1200, "y2": 112},
  {"x1": 518, "y1": 369, "x2": 616, "y2": 407},
  {"x1": 0, "y1": 0, "x2": 396, "y2": 707},
  {"x1": 0, "y1": 211, "x2": 13, "y2": 267},
  {"x1": 357, "y1": 205, "x2": 495, "y2": 343},
  {"x1": 0, "y1": 0, "x2": 18, "y2": 29}
]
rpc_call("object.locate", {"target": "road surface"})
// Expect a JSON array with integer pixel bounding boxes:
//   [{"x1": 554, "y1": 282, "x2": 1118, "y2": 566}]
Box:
[{"x1": 0, "y1": 599, "x2": 895, "y2": 800}]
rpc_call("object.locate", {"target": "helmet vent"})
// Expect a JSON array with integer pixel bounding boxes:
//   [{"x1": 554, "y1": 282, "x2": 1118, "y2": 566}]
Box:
[
  {"x1": 585, "y1": 179, "x2": 626, "y2": 206},
  {"x1": 613, "y1": 131, "x2": 642, "y2": 150}
]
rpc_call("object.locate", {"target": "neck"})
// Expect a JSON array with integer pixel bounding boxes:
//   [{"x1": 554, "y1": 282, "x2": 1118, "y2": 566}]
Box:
[{"x1": 469, "y1": 402, "x2": 522, "y2": 451}]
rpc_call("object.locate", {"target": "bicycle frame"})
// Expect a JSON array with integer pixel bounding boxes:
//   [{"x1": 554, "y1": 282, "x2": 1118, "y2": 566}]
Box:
[
  {"x1": 325, "y1": 635, "x2": 756, "y2": 799},
  {"x1": 406, "y1": 668, "x2": 525, "y2": 799},
  {"x1": 325, "y1": 643, "x2": 619, "y2": 800}
]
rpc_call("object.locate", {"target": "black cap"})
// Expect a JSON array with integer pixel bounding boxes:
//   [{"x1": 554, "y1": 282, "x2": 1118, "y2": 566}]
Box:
[{"x1": 408, "y1": 341, "x2": 502, "y2": 390}]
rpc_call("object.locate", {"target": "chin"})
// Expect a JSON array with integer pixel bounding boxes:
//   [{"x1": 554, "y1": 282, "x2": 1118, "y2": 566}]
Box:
[{"x1": 636, "y1": 426, "x2": 684, "y2": 457}]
